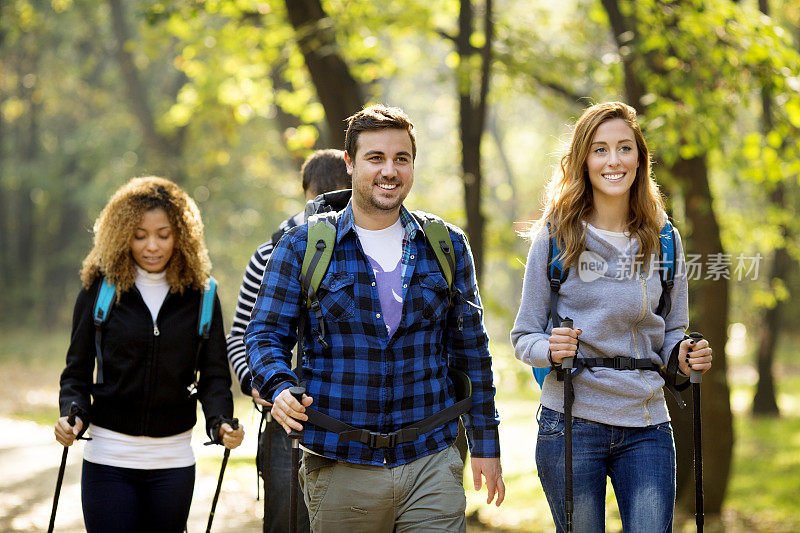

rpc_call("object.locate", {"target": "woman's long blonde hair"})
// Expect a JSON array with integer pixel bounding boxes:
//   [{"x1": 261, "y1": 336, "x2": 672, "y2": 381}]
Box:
[
  {"x1": 80, "y1": 176, "x2": 211, "y2": 294},
  {"x1": 532, "y1": 101, "x2": 665, "y2": 267}
]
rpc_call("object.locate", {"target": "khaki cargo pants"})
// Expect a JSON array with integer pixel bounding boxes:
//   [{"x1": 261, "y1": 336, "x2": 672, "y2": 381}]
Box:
[{"x1": 298, "y1": 444, "x2": 467, "y2": 532}]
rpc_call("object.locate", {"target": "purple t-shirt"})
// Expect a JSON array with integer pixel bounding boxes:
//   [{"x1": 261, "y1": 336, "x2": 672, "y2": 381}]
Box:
[
  {"x1": 365, "y1": 255, "x2": 403, "y2": 336},
  {"x1": 355, "y1": 220, "x2": 405, "y2": 337}
]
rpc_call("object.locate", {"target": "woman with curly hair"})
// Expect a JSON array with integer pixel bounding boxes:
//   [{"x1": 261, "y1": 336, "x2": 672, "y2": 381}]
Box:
[
  {"x1": 511, "y1": 102, "x2": 712, "y2": 532},
  {"x1": 54, "y1": 176, "x2": 244, "y2": 532}
]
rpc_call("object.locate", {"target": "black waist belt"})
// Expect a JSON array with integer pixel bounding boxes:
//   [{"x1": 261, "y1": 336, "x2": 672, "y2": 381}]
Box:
[
  {"x1": 561, "y1": 356, "x2": 690, "y2": 408},
  {"x1": 580, "y1": 356, "x2": 660, "y2": 371},
  {"x1": 304, "y1": 396, "x2": 472, "y2": 449}
]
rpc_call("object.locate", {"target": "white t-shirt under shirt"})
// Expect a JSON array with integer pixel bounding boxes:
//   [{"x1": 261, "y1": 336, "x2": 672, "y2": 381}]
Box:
[
  {"x1": 587, "y1": 223, "x2": 631, "y2": 252},
  {"x1": 83, "y1": 266, "x2": 195, "y2": 469},
  {"x1": 354, "y1": 219, "x2": 405, "y2": 337}
]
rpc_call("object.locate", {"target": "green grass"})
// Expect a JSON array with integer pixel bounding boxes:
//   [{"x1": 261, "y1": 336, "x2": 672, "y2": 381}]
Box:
[
  {"x1": 0, "y1": 324, "x2": 70, "y2": 366},
  {"x1": 722, "y1": 375, "x2": 800, "y2": 533}
]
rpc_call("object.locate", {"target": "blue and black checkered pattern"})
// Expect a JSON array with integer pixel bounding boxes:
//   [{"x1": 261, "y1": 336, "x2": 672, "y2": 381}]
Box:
[{"x1": 246, "y1": 203, "x2": 500, "y2": 467}]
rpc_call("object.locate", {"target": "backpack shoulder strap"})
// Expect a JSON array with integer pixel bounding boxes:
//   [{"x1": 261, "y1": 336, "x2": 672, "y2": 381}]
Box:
[
  {"x1": 412, "y1": 211, "x2": 456, "y2": 296},
  {"x1": 533, "y1": 222, "x2": 570, "y2": 388},
  {"x1": 91, "y1": 276, "x2": 116, "y2": 385},
  {"x1": 300, "y1": 212, "x2": 338, "y2": 308},
  {"x1": 546, "y1": 221, "x2": 569, "y2": 329},
  {"x1": 296, "y1": 211, "x2": 339, "y2": 354},
  {"x1": 93, "y1": 276, "x2": 116, "y2": 326},
  {"x1": 198, "y1": 276, "x2": 217, "y2": 339},
  {"x1": 188, "y1": 276, "x2": 218, "y2": 398},
  {"x1": 655, "y1": 219, "x2": 676, "y2": 317}
]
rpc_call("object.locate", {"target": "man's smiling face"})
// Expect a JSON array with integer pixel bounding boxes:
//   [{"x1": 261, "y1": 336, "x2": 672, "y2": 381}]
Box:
[{"x1": 346, "y1": 128, "x2": 414, "y2": 227}]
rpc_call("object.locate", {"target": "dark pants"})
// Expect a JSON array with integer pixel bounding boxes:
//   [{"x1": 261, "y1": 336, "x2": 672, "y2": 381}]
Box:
[
  {"x1": 81, "y1": 460, "x2": 195, "y2": 533},
  {"x1": 258, "y1": 415, "x2": 311, "y2": 533}
]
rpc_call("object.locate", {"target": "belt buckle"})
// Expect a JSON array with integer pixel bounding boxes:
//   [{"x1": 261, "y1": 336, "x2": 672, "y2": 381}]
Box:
[
  {"x1": 614, "y1": 357, "x2": 634, "y2": 370},
  {"x1": 367, "y1": 432, "x2": 396, "y2": 449}
]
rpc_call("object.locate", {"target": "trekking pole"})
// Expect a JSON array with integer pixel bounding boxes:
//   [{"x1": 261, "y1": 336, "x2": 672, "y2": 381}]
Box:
[
  {"x1": 561, "y1": 318, "x2": 575, "y2": 533},
  {"x1": 206, "y1": 418, "x2": 239, "y2": 533},
  {"x1": 48, "y1": 402, "x2": 78, "y2": 533},
  {"x1": 288, "y1": 386, "x2": 306, "y2": 533},
  {"x1": 689, "y1": 332, "x2": 704, "y2": 533},
  {"x1": 263, "y1": 409, "x2": 272, "y2": 533}
]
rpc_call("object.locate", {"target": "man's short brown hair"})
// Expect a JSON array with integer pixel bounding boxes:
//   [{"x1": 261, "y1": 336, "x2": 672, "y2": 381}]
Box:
[{"x1": 344, "y1": 104, "x2": 416, "y2": 161}]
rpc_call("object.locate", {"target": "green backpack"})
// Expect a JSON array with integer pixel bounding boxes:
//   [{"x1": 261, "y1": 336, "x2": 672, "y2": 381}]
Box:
[
  {"x1": 292, "y1": 189, "x2": 472, "y2": 449},
  {"x1": 298, "y1": 189, "x2": 456, "y2": 326}
]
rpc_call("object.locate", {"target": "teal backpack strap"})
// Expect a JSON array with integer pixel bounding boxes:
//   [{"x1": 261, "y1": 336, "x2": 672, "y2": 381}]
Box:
[
  {"x1": 198, "y1": 276, "x2": 217, "y2": 338},
  {"x1": 655, "y1": 220, "x2": 676, "y2": 317},
  {"x1": 91, "y1": 277, "x2": 116, "y2": 385},
  {"x1": 299, "y1": 212, "x2": 338, "y2": 350},
  {"x1": 533, "y1": 221, "x2": 569, "y2": 388},
  {"x1": 188, "y1": 276, "x2": 218, "y2": 398}
]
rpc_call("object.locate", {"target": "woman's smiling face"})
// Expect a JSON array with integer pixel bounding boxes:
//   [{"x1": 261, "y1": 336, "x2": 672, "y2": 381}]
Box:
[{"x1": 585, "y1": 118, "x2": 640, "y2": 204}]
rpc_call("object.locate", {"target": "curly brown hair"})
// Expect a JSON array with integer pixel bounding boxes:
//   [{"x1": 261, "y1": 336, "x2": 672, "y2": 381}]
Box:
[{"x1": 80, "y1": 176, "x2": 211, "y2": 295}]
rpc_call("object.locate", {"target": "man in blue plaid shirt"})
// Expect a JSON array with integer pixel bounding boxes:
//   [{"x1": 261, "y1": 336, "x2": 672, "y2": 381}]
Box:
[{"x1": 246, "y1": 104, "x2": 504, "y2": 531}]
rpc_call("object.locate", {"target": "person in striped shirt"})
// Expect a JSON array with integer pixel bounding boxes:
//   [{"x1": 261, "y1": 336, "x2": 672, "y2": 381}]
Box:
[{"x1": 226, "y1": 149, "x2": 350, "y2": 533}]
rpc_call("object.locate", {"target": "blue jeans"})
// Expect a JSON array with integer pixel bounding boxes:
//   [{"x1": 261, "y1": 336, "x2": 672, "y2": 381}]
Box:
[
  {"x1": 81, "y1": 460, "x2": 194, "y2": 533},
  {"x1": 536, "y1": 407, "x2": 676, "y2": 533}
]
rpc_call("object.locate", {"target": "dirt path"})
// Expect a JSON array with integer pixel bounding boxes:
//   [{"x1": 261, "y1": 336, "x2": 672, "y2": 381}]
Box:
[{"x1": 0, "y1": 415, "x2": 264, "y2": 531}]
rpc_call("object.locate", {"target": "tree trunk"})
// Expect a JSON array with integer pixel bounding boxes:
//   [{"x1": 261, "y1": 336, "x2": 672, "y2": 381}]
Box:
[
  {"x1": 669, "y1": 156, "x2": 733, "y2": 515},
  {"x1": 751, "y1": 0, "x2": 783, "y2": 417},
  {"x1": 283, "y1": 0, "x2": 364, "y2": 147},
  {"x1": 455, "y1": 0, "x2": 492, "y2": 281},
  {"x1": 752, "y1": 245, "x2": 786, "y2": 415},
  {"x1": 599, "y1": 0, "x2": 734, "y2": 516}
]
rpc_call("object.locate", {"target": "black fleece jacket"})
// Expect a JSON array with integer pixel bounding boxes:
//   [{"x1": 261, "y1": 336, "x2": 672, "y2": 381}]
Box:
[{"x1": 59, "y1": 276, "x2": 233, "y2": 441}]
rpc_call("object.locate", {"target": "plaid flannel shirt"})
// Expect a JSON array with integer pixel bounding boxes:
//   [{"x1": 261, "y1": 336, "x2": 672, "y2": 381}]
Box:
[{"x1": 246, "y1": 203, "x2": 500, "y2": 467}]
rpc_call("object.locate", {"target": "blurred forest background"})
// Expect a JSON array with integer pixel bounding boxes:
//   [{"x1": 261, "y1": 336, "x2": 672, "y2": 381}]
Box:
[{"x1": 2, "y1": 0, "x2": 800, "y2": 531}]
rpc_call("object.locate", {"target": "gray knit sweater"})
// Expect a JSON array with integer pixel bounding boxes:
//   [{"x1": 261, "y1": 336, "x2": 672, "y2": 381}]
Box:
[{"x1": 510, "y1": 223, "x2": 688, "y2": 427}]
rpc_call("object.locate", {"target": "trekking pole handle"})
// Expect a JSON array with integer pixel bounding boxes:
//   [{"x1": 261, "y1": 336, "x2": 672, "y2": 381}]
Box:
[
  {"x1": 561, "y1": 318, "x2": 575, "y2": 369},
  {"x1": 288, "y1": 386, "x2": 306, "y2": 440},
  {"x1": 67, "y1": 402, "x2": 78, "y2": 427},
  {"x1": 689, "y1": 332, "x2": 703, "y2": 384}
]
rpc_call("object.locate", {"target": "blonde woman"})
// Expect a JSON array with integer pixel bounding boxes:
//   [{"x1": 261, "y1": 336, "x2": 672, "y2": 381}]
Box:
[
  {"x1": 511, "y1": 102, "x2": 712, "y2": 532},
  {"x1": 54, "y1": 177, "x2": 243, "y2": 532}
]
